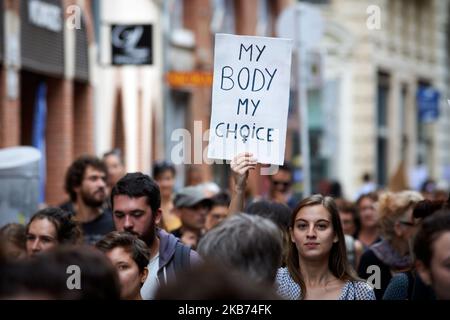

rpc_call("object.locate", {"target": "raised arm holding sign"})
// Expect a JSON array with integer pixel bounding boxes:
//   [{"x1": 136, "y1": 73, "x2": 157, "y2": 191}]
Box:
[
  {"x1": 228, "y1": 152, "x2": 257, "y2": 214},
  {"x1": 207, "y1": 34, "x2": 293, "y2": 166}
]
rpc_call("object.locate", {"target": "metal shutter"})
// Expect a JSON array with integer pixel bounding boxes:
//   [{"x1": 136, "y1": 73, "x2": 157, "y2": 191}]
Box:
[
  {"x1": 74, "y1": 15, "x2": 89, "y2": 82},
  {"x1": 20, "y1": 0, "x2": 64, "y2": 76}
]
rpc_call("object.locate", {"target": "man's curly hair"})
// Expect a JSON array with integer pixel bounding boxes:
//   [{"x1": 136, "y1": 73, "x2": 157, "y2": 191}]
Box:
[{"x1": 64, "y1": 155, "x2": 107, "y2": 202}]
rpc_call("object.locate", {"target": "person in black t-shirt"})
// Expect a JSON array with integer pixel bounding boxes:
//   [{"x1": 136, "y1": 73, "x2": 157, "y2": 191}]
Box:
[{"x1": 61, "y1": 155, "x2": 114, "y2": 244}]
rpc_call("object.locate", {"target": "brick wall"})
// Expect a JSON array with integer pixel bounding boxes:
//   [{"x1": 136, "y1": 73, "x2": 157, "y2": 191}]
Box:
[
  {"x1": 73, "y1": 82, "x2": 94, "y2": 157},
  {"x1": 45, "y1": 78, "x2": 74, "y2": 205},
  {"x1": 235, "y1": 0, "x2": 258, "y2": 35},
  {"x1": 184, "y1": 0, "x2": 213, "y2": 183},
  {"x1": 0, "y1": 75, "x2": 21, "y2": 149}
]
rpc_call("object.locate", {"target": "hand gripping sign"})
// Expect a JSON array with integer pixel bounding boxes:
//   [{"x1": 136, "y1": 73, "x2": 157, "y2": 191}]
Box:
[{"x1": 207, "y1": 34, "x2": 293, "y2": 166}]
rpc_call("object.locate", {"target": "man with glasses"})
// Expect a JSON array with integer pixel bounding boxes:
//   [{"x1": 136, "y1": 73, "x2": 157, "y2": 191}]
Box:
[
  {"x1": 205, "y1": 192, "x2": 231, "y2": 232},
  {"x1": 268, "y1": 162, "x2": 300, "y2": 209}
]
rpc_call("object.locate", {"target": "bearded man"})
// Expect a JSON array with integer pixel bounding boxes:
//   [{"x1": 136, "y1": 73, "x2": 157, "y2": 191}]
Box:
[{"x1": 61, "y1": 155, "x2": 114, "y2": 244}]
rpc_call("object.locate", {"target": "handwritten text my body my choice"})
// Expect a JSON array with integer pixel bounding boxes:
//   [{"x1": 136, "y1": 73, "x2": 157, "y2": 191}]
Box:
[{"x1": 215, "y1": 43, "x2": 278, "y2": 144}]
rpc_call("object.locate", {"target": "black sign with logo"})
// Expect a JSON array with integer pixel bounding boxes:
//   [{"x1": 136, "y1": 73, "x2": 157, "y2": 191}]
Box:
[{"x1": 111, "y1": 24, "x2": 153, "y2": 65}]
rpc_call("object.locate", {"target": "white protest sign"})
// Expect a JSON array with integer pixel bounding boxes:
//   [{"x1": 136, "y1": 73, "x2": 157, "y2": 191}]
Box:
[{"x1": 207, "y1": 33, "x2": 292, "y2": 165}]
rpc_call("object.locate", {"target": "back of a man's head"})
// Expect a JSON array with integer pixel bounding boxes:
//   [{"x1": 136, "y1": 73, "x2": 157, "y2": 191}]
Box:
[
  {"x1": 197, "y1": 213, "x2": 283, "y2": 285},
  {"x1": 110, "y1": 172, "x2": 161, "y2": 213},
  {"x1": 245, "y1": 200, "x2": 292, "y2": 232},
  {"x1": 155, "y1": 262, "x2": 280, "y2": 300}
]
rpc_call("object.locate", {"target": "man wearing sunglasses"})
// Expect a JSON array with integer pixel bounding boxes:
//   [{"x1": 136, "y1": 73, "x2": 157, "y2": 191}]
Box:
[{"x1": 268, "y1": 162, "x2": 300, "y2": 209}]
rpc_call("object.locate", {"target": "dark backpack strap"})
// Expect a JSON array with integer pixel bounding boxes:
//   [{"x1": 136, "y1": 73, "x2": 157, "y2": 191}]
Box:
[
  {"x1": 406, "y1": 271, "x2": 415, "y2": 300},
  {"x1": 173, "y1": 241, "x2": 191, "y2": 276}
]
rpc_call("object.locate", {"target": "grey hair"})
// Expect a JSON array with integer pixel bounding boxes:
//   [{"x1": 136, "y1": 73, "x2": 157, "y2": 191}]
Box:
[{"x1": 197, "y1": 213, "x2": 283, "y2": 284}]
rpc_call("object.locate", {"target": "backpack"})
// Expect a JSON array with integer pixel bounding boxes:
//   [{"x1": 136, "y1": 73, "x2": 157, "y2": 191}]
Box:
[{"x1": 173, "y1": 241, "x2": 191, "y2": 276}]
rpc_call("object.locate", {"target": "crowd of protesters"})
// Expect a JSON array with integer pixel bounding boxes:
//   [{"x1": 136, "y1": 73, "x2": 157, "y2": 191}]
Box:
[{"x1": 0, "y1": 150, "x2": 449, "y2": 300}]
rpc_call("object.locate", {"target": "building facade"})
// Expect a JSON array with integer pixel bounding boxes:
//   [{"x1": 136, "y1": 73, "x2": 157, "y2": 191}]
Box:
[
  {"x1": 3, "y1": 0, "x2": 447, "y2": 205},
  {"x1": 94, "y1": 0, "x2": 164, "y2": 175},
  {"x1": 0, "y1": 0, "x2": 96, "y2": 205},
  {"x1": 314, "y1": 0, "x2": 450, "y2": 198}
]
